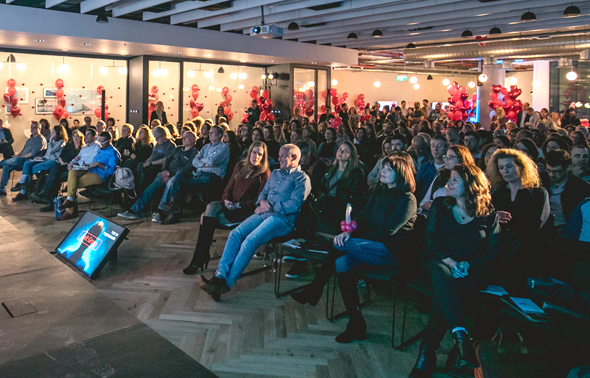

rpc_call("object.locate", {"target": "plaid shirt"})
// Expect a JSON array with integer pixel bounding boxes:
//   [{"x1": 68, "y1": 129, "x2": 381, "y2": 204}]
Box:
[{"x1": 192, "y1": 141, "x2": 230, "y2": 179}]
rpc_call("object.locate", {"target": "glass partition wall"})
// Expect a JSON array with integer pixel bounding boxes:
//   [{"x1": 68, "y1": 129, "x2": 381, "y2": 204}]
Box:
[{"x1": 293, "y1": 67, "x2": 329, "y2": 123}]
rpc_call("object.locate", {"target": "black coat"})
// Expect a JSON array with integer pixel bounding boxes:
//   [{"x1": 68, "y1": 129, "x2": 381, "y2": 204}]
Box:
[{"x1": 541, "y1": 172, "x2": 590, "y2": 222}]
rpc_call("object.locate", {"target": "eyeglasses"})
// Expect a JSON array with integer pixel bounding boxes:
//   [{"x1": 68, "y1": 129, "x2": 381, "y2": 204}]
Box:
[{"x1": 443, "y1": 155, "x2": 458, "y2": 160}]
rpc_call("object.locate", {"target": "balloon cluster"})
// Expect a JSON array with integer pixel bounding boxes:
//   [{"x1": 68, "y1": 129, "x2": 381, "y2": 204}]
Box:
[
  {"x1": 94, "y1": 85, "x2": 109, "y2": 120},
  {"x1": 250, "y1": 87, "x2": 273, "y2": 122},
  {"x1": 447, "y1": 82, "x2": 476, "y2": 122},
  {"x1": 53, "y1": 79, "x2": 70, "y2": 121},
  {"x1": 219, "y1": 87, "x2": 234, "y2": 122},
  {"x1": 340, "y1": 204, "x2": 357, "y2": 233},
  {"x1": 4, "y1": 78, "x2": 20, "y2": 117},
  {"x1": 330, "y1": 88, "x2": 350, "y2": 115},
  {"x1": 189, "y1": 84, "x2": 204, "y2": 119},
  {"x1": 147, "y1": 85, "x2": 160, "y2": 119},
  {"x1": 487, "y1": 85, "x2": 523, "y2": 121},
  {"x1": 294, "y1": 87, "x2": 315, "y2": 118}
]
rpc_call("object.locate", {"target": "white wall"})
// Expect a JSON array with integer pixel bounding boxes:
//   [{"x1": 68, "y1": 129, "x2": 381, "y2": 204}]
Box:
[
  {"x1": 505, "y1": 70, "x2": 533, "y2": 107},
  {"x1": 0, "y1": 51, "x2": 127, "y2": 151}
]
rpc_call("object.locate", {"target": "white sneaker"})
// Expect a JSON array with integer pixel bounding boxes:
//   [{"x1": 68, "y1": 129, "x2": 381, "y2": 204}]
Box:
[
  {"x1": 152, "y1": 213, "x2": 161, "y2": 223},
  {"x1": 117, "y1": 211, "x2": 138, "y2": 220}
]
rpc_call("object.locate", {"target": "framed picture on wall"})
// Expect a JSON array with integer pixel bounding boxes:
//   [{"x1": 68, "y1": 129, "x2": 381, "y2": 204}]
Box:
[
  {"x1": 4, "y1": 87, "x2": 30, "y2": 104},
  {"x1": 44, "y1": 88, "x2": 57, "y2": 98},
  {"x1": 35, "y1": 98, "x2": 59, "y2": 115}
]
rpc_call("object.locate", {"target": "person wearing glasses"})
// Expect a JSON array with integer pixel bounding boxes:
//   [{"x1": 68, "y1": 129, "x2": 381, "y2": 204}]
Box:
[{"x1": 419, "y1": 145, "x2": 474, "y2": 214}]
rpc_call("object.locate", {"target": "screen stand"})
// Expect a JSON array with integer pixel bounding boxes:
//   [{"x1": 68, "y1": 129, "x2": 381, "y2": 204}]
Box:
[{"x1": 110, "y1": 248, "x2": 118, "y2": 261}]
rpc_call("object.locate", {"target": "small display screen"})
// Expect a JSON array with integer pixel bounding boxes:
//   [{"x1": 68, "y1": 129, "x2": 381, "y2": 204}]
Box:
[{"x1": 56, "y1": 211, "x2": 128, "y2": 277}]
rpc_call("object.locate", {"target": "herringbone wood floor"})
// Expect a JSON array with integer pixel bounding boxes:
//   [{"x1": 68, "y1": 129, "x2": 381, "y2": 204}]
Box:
[{"x1": 0, "y1": 189, "x2": 456, "y2": 378}]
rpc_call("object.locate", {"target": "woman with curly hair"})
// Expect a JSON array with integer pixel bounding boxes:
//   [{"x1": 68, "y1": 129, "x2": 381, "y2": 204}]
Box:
[{"x1": 410, "y1": 164, "x2": 500, "y2": 378}]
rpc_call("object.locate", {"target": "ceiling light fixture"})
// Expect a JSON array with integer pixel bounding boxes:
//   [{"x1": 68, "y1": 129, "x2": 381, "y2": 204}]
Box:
[
  {"x1": 217, "y1": 66, "x2": 225, "y2": 74},
  {"x1": 96, "y1": 14, "x2": 108, "y2": 23},
  {"x1": 331, "y1": 79, "x2": 338, "y2": 86},
  {"x1": 203, "y1": 71, "x2": 213, "y2": 78},
  {"x1": 268, "y1": 73, "x2": 274, "y2": 80},
  {"x1": 16, "y1": 62, "x2": 25, "y2": 71},
  {"x1": 509, "y1": 77, "x2": 518, "y2": 85},
  {"x1": 187, "y1": 70, "x2": 196, "y2": 77},
  {"x1": 566, "y1": 70, "x2": 578, "y2": 81},
  {"x1": 564, "y1": 4, "x2": 581, "y2": 17},
  {"x1": 100, "y1": 66, "x2": 109, "y2": 75},
  {"x1": 372, "y1": 29, "x2": 383, "y2": 38},
  {"x1": 478, "y1": 73, "x2": 488, "y2": 82},
  {"x1": 347, "y1": 32, "x2": 358, "y2": 40},
  {"x1": 489, "y1": 26, "x2": 502, "y2": 34},
  {"x1": 261, "y1": 74, "x2": 267, "y2": 80},
  {"x1": 118, "y1": 66, "x2": 127, "y2": 75},
  {"x1": 374, "y1": 81, "x2": 381, "y2": 88},
  {"x1": 239, "y1": 72, "x2": 247, "y2": 79},
  {"x1": 34, "y1": 39, "x2": 44, "y2": 42},
  {"x1": 413, "y1": 84, "x2": 420, "y2": 90},
  {"x1": 410, "y1": 76, "x2": 418, "y2": 84},
  {"x1": 427, "y1": 75, "x2": 433, "y2": 80},
  {"x1": 533, "y1": 79, "x2": 541, "y2": 87},
  {"x1": 288, "y1": 21, "x2": 299, "y2": 31},
  {"x1": 461, "y1": 30, "x2": 473, "y2": 38},
  {"x1": 56, "y1": 57, "x2": 69, "y2": 74},
  {"x1": 521, "y1": 10, "x2": 536, "y2": 22},
  {"x1": 468, "y1": 81, "x2": 476, "y2": 88},
  {"x1": 204, "y1": 54, "x2": 212, "y2": 57},
  {"x1": 230, "y1": 72, "x2": 238, "y2": 80},
  {"x1": 238, "y1": 84, "x2": 244, "y2": 90},
  {"x1": 208, "y1": 86, "x2": 215, "y2": 91},
  {"x1": 406, "y1": 43, "x2": 416, "y2": 49},
  {"x1": 442, "y1": 78, "x2": 451, "y2": 86}
]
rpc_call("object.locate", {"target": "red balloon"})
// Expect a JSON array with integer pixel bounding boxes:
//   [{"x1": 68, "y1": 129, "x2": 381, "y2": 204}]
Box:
[
  {"x1": 97, "y1": 85, "x2": 105, "y2": 95},
  {"x1": 266, "y1": 113, "x2": 274, "y2": 122},
  {"x1": 258, "y1": 96, "x2": 266, "y2": 104},
  {"x1": 227, "y1": 113, "x2": 234, "y2": 121},
  {"x1": 151, "y1": 85, "x2": 158, "y2": 94},
  {"x1": 262, "y1": 89, "x2": 270, "y2": 99},
  {"x1": 55, "y1": 105, "x2": 64, "y2": 115},
  {"x1": 220, "y1": 101, "x2": 227, "y2": 108},
  {"x1": 452, "y1": 94, "x2": 461, "y2": 103},
  {"x1": 191, "y1": 85, "x2": 200, "y2": 93},
  {"x1": 488, "y1": 100, "x2": 496, "y2": 110},
  {"x1": 459, "y1": 86, "x2": 467, "y2": 94},
  {"x1": 53, "y1": 112, "x2": 60, "y2": 120},
  {"x1": 472, "y1": 93, "x2": 478, "y2": 103},
  {"x1": 196, "y1": 103, "x2": 204, "y2": 112},
  {"x1": 249, "y1": 90, "x2": 258, "y2": 99},
  {"x1": 342, "y1": 92, "x2": 349, "y2": 99},
  {"x1": 448, "y1": 87, "x2": 458, "y2": 96},
  {"x1": 225, "y1": 94, "x2": 232, "y2": 104},
  {"x1": 3, "y1": 94, "x2": 10, "y2": 103},
  {"x1": 259, "y1": 111, "x2": 267, "y2": 121},
  {"x1": 191, "y1": 108, "x2": 199, "y2": 118},
  {"x1": 251, "y1": 86, "x2": 259, "y2": 93},
  {"x1": 61, "y1": 110, "x2": 69, "y2": 119},
  {"x1": 223, "y1": 107, "x2": 231, "y2": 116},
  {"x1": 320, "y1": 105, "x2": 326, "y2": 113},
  {"x1": 460, "y1": 92, "x2": 469, "y2": 100},
  {"x1": 332, "y1": 117, "x2": 342, "y2": 127},
  {"x1": 7, "y1": 79, "x2": 16, "y2": 88},
  {"x1": 8, "y1": 87, "x2": 16, "y2": 97},
  {"x1": 149, "y1": 102, "x2": 156, "y2": 110},
  {"x1": 332, "y1": 97, "x2": 339, "y2": 105},
  {"x1": 56, "y1": 89, "x2": 64, "y2": 98},
  {"x1": 265, "y1": 98, "x2": 273, "y2": 108},
  {"x1": 494, "y1": 99, "x2": 503, "y2": 108},
  {"x1": 189, "y1": 100, "x2": 196, "y2": 109},
  {"x1": 241, "y1": 113, "x2": 248, "y2": 123},
  {"x1": 10, "y1": 97, "x2": 17, "y2": 107},
  {"x1": 339, "y1": 97, "x2": 345, "y2": 105},
  {"x1": 490, "y1": 92, "x2": 498, "y2": 100},
  {"x1": 263, "y1": 103, "x2": 272, "y2": 112},
  {"x1": 55, "y1": 79, "x2": 64, "y2": 89},
  {"x1": 320, "y1": 90, "x2": 326, "y2": 98},
  {"x1": 500, "y1": 87, "x2": 509, "y2": 96},
  {"x1": 507, "y1": 110, "x2": 516, "y2": 120},
  {"x1": 456, "y1": 100, "x2": 464, "y2": 109},
  {"x1": 58, "y1": 97, "x2": 66, "y2": 107},
  {"x1": 358, "y1": 93, "x2": 365, "y2": 101},
  {"x1": 305, "y1": 108, "x2": 314, "y2": 117},
  {"x1": 491, "y1": 85, "x2": 502, "y2": 94},
  {"x1": 191, "y1": 92, "x2": 199, "y2": 100},
  {"x1": 222, "y1": 87, "x2": 229, "y2": 96},
  {"x1": 330, "y1": 88, "x2": 338, "y2": 97},
  {"x1": 9, "y1": 106, "x2": 20, "y2": 117},
  {"x1": 94, "y1": 108, "x2": 102, "y2": 118},
  {"x1": 504, "y1": 98, "x2": 514, "y2": 108},
  {"x1": 454, "y1": 110, "x2": 462, "y2": 120}
]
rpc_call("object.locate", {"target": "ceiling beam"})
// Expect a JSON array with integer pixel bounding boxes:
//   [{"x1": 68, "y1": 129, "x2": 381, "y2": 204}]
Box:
[
  {"x1": 111, "y1": 0, "x2": 171, "y2": 17},
  {"x1": 171, "y1": 0, "x2": 286, "y2": 25},
  {"x1": 46, "y1": 0, "x2": 71, "y2": 8},
  {"x1": 142, "y1": 0, "x2": 230, "y2": 21},
  {"x1": 80, "y1": 0, "x2": 120, "y2": 13}
]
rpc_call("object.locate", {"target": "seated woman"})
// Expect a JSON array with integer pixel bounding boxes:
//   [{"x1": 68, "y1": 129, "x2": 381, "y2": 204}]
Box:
[
  {"x1": 223, "y1": 130, "x2": 242, "y2": 174},
  {"x1": 410, "y1": 164, "x2": 501, "y2": 378},
  {"x1": 486, "y1": 148, "x2": 549, "y2": 287},
  {"x1": 420, "y1": 145, "x2": 474, "y2": 212},
  {"x1": 115, "y1": 123, "x2": 136, "y2": 163},
  {"x1": 183, "y1": 141, "x2": 271, "y2": 274},
  {"x1": 317, "y1": 142, "x2": 366, "y2": 233},
  {"x1": 123, "y1": 125, "x2": 155, "y2": 184},
  {"x1": 12, "y1": 125, "x2": 67, "y2": 201},
  {"x1": 32, "y1": 130, "x2": 84, "y2": 208},
  {"x1": 477, "y1": 143, "x2": 499, "y2": 172},
  {"x1": 292, "y1": 156, "x2": 417, "y2": 343},
  {"x1": 273, "y1": 125, "x2": 288, "y2": 146}
]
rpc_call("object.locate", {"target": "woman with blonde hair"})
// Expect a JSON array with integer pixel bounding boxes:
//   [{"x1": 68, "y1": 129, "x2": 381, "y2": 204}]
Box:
[
  {"x1": 494, "y1": 107, "x2": 507, "y2": 128},
  {"x1": 150, "y1": 101, "x2": 168, "y2": 124},
  {"x1": 123, "y1": 125, "x2": 156, "y2": 182},
  {"x1": 410, "y1": 164, "x2": 500, "y2": 378},
  {"x1": 184, "y1": 141, "x2": 271, "y2": 274}
]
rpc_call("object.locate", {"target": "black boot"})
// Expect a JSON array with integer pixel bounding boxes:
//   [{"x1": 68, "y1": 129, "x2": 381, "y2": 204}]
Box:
[
  {"x1": 335, "y1": 271, "x2": 367, "y2": 343},
  {"x1": 183, "y1": 216, "x2": 217, "y2": 275},
  {"x1": 409, "y1": 343, "x2": 437, "y2": 378},
  {"x1": 446, "y1": 330, "x2": 478, "y2": 377},
  {"x1": 291, "y1": 248, "x2": 341, "y2": 306}
]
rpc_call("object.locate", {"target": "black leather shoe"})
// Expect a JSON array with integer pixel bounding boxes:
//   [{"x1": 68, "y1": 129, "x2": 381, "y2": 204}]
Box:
[
  {"x1": 446, "y1": 330, "x2": 478, "y2": 377},
  {"x1": 40, "y1": 202, "x2": 54, "y2": 212},
  {"x1": 409, "y1": 343, "x2": 437, "y2": 378},
  {"x1": 335, "y1": 311, "x2": 367, "y2": 343},
  {"x1": 12, "y1": 192, "x2": 27, "y2": 202}
]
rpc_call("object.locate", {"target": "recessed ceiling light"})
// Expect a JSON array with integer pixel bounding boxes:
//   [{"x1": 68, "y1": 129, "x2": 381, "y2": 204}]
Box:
[
  {"x1": 176, "y1": 51, "x2": 182, "y2": 54},
  {"x1": 311, "y1": 62, "x2": 317, "y2": 64},
  {"x1": 476, "y1": 13, "x2": 489, "y2": 17},
  {"x1": 408, "y1": 22, "x2": 419, "y2": 25},
  {"x1": 240, "y1": 60, "x2": 247, "y2": 63},
  {"x1": 34, "y1": 39, "x2": 44, "y2": 42},
  {"x1": 204, "y1": 54, "x2": 212, "y2": 57},
  {"x1": 508, "y1": 21, "x2": 520, "y2": 25},
  {"x1": 82, "y1": 43, "x2": 91, "y2": 46},
  {"x1": 268, "y1": 60, "x2": 274, "y2": 62},
  {"x1": 441, "y1": 29, "x2": 452, "y2": 32},
  {"x1": 409, "y1": 32, "x2": 420, "y2": 35}
]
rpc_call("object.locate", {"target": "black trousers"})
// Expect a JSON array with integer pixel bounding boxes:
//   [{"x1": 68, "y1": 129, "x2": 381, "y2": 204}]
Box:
[
  {"x1": 422, "y1": 259, "x2": 485, "y2": 348},
  {"x1": 41, "y1": 164, "x2": 68, "y2": 199},
  {"x1": 0, "y1": 143, "x2": 14, "y2": 160}
]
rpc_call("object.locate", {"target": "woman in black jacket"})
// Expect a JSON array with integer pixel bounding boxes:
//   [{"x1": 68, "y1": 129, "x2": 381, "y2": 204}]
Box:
[
  {"x1": 115, "y1": 124, "x2": 136, "y2": 163},
  {"x1": 410, "y1": 164, "x2": 501, "y2": 378},
  {"x1": 0, "y1": 119, "x2": 14, "y2": 159},
  {"x1": 292, "y1": 155, "x2": 417, "y2": 343},
  {"x1": 317, "y1": 141, "x2": 366, "y2": 233}
]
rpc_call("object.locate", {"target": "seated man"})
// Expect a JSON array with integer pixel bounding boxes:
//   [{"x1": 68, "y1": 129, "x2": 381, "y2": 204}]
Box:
[
  {"x1": 541, "y1": 149, "x2": 590, "y2": 231},
  {"x1": 159, "y1": 125, "x2": 230, "y2": 224},
  {"x1": 0, "y1": 121, "x2": 47, "y2": 196},
  {"x1": 137, "y1": 125, "x2": 176, "y2": 193},
  {"x1": 0, "y1": 119, "x2": 15, "y2": 160},
  {"x1": 117, "y1": 131, "x2": 198, "y2": 222},
  {"x1": 198, "y1": 144, "x2": 311, "y2": 301},
  {"x1": 60, "y1": 132, "x2": 120, "y2": 220}
]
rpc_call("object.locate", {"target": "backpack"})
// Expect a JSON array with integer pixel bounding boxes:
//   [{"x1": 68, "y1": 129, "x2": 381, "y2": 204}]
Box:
[{"x1": 109, "y1": 167, "x2": 137, "y2": 199}]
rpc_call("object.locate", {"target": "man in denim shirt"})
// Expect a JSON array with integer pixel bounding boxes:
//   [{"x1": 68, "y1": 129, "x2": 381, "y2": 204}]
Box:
[
  {"x1": 198, "y1": 144, "x2": 311, "y2": 300},
  {"x1": 60, "y1": 132, "x2": 120, "y2": 220}
]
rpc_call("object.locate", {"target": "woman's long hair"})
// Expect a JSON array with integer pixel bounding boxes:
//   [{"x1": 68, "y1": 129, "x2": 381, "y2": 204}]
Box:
[
  {"x1": 224, "y1": 130, "x2": 241, "y2": 154},
  {"x1": 137, "y1": 125, "x2": 156, "y2": 146},
  {"x1": 382, "y1": 154, "x2": 416, "y2": 193},
  {"x1": 444, "y1": 164, "x2": 492, "y2": 218},
  {"x1": 54, "y1": 125, "x2": 68, "y2": 143},
  {"x1": 431, "y1": 145, "x2": 475, "y2": 196},
  {"x1": 236, "y1": 141, "x2": 269, "y2": 178},
  {"x1": 326, "y1": 141, "x2": 360, "y2": 186},
  {"x1": 70, "y1": 129, "x2": 85, "y2": 150},
  {"x1": 486, "y1": 148, "x2": 541, "y2": 191}
]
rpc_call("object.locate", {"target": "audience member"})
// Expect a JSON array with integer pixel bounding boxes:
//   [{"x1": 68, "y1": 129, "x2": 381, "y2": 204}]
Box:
[
  {"x1": 296, "y1": 141, "x2": 327, "y2": 197},
  {"x1": 571, "y1": 145, "x2": 590, "y2": 182},
  {"x1": 0, "y1": 119, "x2": 15, "y2": 160},
  {"x1": 417, "y1": 135, "x2": 447, "y2": 200},
  {"x1": 138, "y1": 125, "x2": 176, "y2": 193},
  {"x1": 367, "y1": 135, "x2": 405, "y2": 187},
  {"x1": 115, "y1": 123, "x2": 135, "y2": 163},
  {"x1": 318, "y1": 128, "x2": 337, "y2": 160}
]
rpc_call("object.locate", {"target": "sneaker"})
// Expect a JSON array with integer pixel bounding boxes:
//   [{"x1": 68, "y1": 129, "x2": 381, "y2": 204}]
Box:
[
  {"x1": 0, "y1": 190, "x2": 6, "y2": 196},
  {"x1": 12, "y1": 192, "x2": 27, "y2": 202},
  {"x1": 160, "y1": 214, "x2": 180, "y2": 225},
  {"x1": 152, "y1": 213, "x2": 161, "y2": 223},
  {"x1": 285, "y1": 261, "x2": 307, "y2": 279},
  {"x1": 30, "y1": 192, "x2": 49, "y2": 204},
  {"x1": 356, "y1": 279, "x2": 366, "y2": 288},
  {"x1": 117, "y1": 210, "x2": 138, "y2": 220},
  {"x1": 10, "y1": 183, "x2": 24, "y2": 192}
]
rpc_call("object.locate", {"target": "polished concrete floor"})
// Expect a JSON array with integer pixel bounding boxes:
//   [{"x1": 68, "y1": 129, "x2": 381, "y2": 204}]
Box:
[{"x1": 0, "y1": 191, "x2": 458, "y2": 378}]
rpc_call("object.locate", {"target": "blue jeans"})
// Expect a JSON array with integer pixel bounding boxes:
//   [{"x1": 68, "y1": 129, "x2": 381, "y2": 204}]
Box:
[
  {"x1": 168, "y1": 171, "x2": 221, "y2": 201},
  {"x1": 216, "y1": 214, "x2": 291, "y2": 288},
  {"x1": 0, "y1": 157, "x2": 27, "y2": 191},
  {"x1": 22, "y1": 159, "x2": 56, "y2": 177},
  {"x1": 130, "y1": 172, "x2": 173, "y2": 216},
  {"x1": 333, "y1": 238, "x2": 398, "y2": 273}
]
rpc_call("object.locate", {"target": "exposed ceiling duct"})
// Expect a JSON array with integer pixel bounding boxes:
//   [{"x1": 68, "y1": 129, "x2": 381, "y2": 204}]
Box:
[{"x1": 403, "y1": 34, "x2": 590, "y2": 61}]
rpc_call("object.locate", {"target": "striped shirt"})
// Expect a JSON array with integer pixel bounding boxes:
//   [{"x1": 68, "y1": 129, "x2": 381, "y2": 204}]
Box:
[{"x1": 44, "y1": 139, "x2": 65, "y2": 163}]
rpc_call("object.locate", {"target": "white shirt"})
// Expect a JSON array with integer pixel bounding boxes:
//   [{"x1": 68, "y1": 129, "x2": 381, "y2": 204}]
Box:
[{"x1": 76, "y1": 141, "x2": 101, "y2": 165}]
